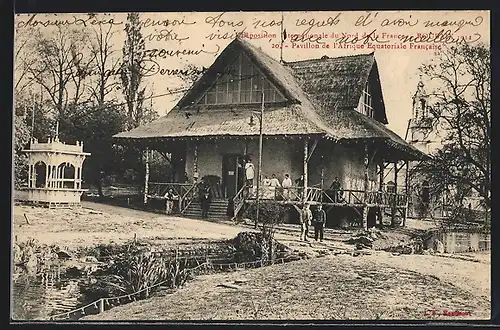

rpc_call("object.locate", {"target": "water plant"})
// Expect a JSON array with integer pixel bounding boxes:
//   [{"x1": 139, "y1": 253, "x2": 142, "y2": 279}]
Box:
[{"x1": 94, "y1": 248, "x2": 192, "y2": 298}]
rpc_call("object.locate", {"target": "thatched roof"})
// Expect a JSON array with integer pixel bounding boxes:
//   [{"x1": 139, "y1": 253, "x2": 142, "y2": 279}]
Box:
[
  {"x1": 285, "y1": 54, "x2": 388, "y2": 124},
  {"x1": 114, "y1": 38, "x2": 425, "y2": 160},
  {"x1": 112, "y1": 105, "x2": 324, "y2": 139}
]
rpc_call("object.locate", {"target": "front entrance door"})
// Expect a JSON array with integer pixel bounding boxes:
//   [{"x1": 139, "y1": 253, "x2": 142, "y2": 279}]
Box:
[{"x1": 222, "y1": 154, "x2": 242, "y2": 199}]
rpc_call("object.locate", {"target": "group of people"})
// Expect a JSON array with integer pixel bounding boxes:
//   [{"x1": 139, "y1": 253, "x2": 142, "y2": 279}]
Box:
[
  {"x1": 161, "y1": 176, "x2": 213, "y2": 218},
  {"x1": 293, "y1": 203, "x2": 327, "y2": 242},
  {"x1": 262, "y1": 173, "x2": 301, "y2": 189},
  {"x1": 244, "y1": 164, "x2": 306, "y2": 202}
]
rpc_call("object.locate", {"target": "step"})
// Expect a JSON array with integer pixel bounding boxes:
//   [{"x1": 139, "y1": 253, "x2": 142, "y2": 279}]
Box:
[
  {"x1": 184, "y1": 213, "x2": 227, "y2": 217},
  {"x1": 194, "y1": 204, "x2": 228, "y2": 210},
  {"x1": 185, "y1": 203, "x2": 228, "y2": 210},
  {"x1": 191, "y1": 199, "x2": 228, "y2": 203},
  {"x1": 187, "y1": 201, "x2": 228, "y2": 206},
  {"x1": 183, "y1": 214, "x2": 230, "y2": 222},
  {"x1": 185, "y1": 208, "x2": 228, "y2": 213},
  {"x1": 183, "y1": 209, "x2": 228, "y2": 215},
  {"x1": 183, "y1": 212, "x2": 228, "y2": 218},
  {"x1": 186, "y1": 207, "x2": 228, "y2": 213}
]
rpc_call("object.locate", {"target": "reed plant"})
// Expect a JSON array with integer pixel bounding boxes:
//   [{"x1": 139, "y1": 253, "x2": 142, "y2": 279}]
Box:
[{"x1": 101, "y1": 249, "x2": 191, "y2": 297}]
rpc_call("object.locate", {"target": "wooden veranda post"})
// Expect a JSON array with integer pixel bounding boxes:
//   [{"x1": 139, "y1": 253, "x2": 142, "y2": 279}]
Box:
[
  {"x1": 255, "y1": 91, "x2": 264, "y2": 229},
  {"x1": 391, "y1": 161, "x2": 398, "y2": 227},
  {"x1": 379, "y1": 162, "x2": 384, "y2": 191},
  {"x1": 244, "y1": 139, "x2": 249, "y2": 156},
  {"x1": 193, "y1": 142, "x2": 199, "y2": 182},
  {"x1": 378, "y1": 160, "x2": 385, "y2": 226},
  {"x1": 403, "y1": 160, "x2": 410, "y2": 227},
  {"x1": 320, "y1": 154, "x2": 324, "y2": 203},
  {"x1": 303, "y1": 139, "x2": 308, "y2": 203},
  {"x1": 143, "y1": 148, "x2": 150, "y2": 205},
  {"x1": 362, "y1": 144, "x2": 369, "y2": 231}
]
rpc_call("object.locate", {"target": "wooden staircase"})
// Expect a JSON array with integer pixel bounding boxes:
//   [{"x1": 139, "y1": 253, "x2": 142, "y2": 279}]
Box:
[{"x1": 182, "y1": 199, "x2": 230, "y2": 221}]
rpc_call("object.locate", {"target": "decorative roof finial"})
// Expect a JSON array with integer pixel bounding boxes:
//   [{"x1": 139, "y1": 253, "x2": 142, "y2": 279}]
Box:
[
  {"x1": 417, "y1": 74, "x2": 425, "y2": 89},
  {"x1": 55, "y1": 121, "x2": 60, "y2": 142}
]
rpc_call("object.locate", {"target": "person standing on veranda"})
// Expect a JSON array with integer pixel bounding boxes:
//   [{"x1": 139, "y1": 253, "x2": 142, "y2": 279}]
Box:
[
  {"x1": 312, "y1": 205, "x2": 327, "y2": 242},
  {"x1": 245, "y1": 157, "x2": 255, "y2": 197},
  {"x1": 269, "y1": 173, "x2": 281, "y2": 200},
  {"x1": 329, "y1": 177, "x2": 344, "y2": 203},
  {"x1": 269, "y1": 174, "x2": 281, "y2": 188},
  {"x1": 282, "y1": 173, "x2": 292, "y2": 200}
]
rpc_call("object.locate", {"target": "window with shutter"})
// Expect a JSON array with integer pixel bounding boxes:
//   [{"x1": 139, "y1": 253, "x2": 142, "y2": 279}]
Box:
[{"x1": 357, "y1": 82, "x2": 374, "y2": 118}]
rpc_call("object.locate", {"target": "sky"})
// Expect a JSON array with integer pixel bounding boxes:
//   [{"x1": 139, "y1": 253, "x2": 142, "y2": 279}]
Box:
[{"x1": 14, "y1": 10, "x2": 490, "y2": 138}]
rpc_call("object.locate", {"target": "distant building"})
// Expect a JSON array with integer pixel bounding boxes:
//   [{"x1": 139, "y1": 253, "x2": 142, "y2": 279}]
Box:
[
  {"x1": 386, "y1": 76, "x2": 485, "y2": 219},
  {"x1": 21, "y1": 126, "x2": 90, "y2": 208}
]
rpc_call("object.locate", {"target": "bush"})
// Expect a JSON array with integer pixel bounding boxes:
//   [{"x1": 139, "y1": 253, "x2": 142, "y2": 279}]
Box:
[
  {"x1": 446, "y1": 207, "x2": 491, "y2": 232},
  {"x1": 231, "y1": 231, "x2": 289, "y2": 263},
  {"x1": 243, "y1": 203, "x2": 286, "y2": 226},
  {"x1": 243, "y1": 203, "x2": 286, "y2": 263}
]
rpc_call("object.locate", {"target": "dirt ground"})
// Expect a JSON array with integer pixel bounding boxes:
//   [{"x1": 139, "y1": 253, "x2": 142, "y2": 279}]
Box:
[
  {"x1": 13, "y1": 202, "x2": 248, "y2": 250},
  {"x1": 84, "y1": 253, "x2": 490, "y2": 321},
  {"x1": 12, "y1": 201, "x2": 491, "y2": 320}
]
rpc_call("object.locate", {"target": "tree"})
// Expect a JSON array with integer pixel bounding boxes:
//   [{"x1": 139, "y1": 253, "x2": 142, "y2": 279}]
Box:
[
  {"x1": 28, "y1": 26, "x2": 94, "y2": 122},
  {"x1": 13, "y1": 115, "x2": 31, "y2": 188},
  {"x1": 14, "y1": 26, "x2": 37, "y2": 95},
  {"x1": 121, "y1": 13, "x2": 147, "y2": 130},
  {"x1": 17, "y1": 92, "x2": 54, "y2": 141},
  {"x1": 417, "y1": 42, "x2": 490, "y2": 210},
  {"x1": 65, "y1": 101, "x2": 128, "y2": 196},
  {"x1": 87, "y1": 15, "x2": 121, "y2": 106}
]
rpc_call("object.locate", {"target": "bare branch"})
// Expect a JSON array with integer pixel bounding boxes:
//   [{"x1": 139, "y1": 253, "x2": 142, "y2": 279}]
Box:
[{"x1": 418, "y1": 43, "x2": 490, "y2": 208}]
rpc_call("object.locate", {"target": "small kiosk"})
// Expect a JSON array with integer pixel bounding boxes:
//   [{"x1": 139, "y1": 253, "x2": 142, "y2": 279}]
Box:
[{"x1": 23, "y1": 128, "x2": 91, "y2": 208}]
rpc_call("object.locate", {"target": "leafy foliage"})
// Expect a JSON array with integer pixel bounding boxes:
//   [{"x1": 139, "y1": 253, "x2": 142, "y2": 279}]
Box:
[
  {"x1": 244, "y1": 203, "x2": 286, "y2": 225},
  {"x1": 64, "y1": 101, "x2": 128, "y2": 194},
  {"x1": 121, "y1": 12, "x2": 148, "y2": 130},
  {"x1": 96, "y1": 249, "x2": 191, "y2": 297},
  {"x1": 14, "y1": 14, "x2": 162, "y2": 192},
  {"x1": 243, "y1": 203, "x2": 286, "y2": 262},
  {"x1": 13, "y1": 115, "x2": 31, "y2": 187},
  {"x1": 148, "y1": 151, "x2": 173, "y2": 182}
]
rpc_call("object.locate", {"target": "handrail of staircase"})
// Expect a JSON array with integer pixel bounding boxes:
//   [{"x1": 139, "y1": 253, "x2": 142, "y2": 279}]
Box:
[
  {"x1": 180, "y1": 182, "x2": 199, "y2": 214},
  {"x1": 232, "y1": 185, "x2": 247, "y2": 219}
]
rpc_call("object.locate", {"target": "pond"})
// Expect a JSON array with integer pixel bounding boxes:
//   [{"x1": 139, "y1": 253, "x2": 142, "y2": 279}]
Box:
[
  {"x1": 12, "y1": 233, "x2": 299, "y2": 321},
  {"x1": 425, "y1": 230, "x2": 491, "y2": 254},
  {"x1": 11, "y1": 265, "x2": 97, "y2": 321}
]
